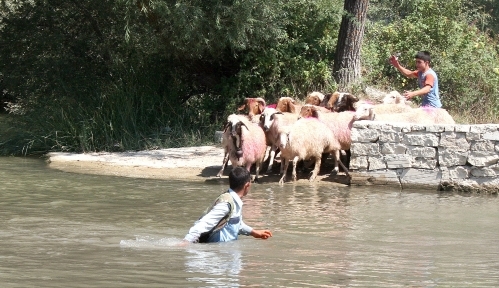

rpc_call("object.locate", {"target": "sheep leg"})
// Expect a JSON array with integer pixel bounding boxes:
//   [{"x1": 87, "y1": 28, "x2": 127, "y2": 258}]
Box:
[
  {"x1": 244, "y1": 162, "x2": 257, "y2": 183},
  {"x1": 331, "y1": 150, "x2": 340, "y2": 176},
  {"x1": 291, "y1": 156, "x2": 299, "y2": 182},
  {"x1": 279, "y1": 153, "x2": 286, "y2": 174},
  {"x1": 216, "y1": 151, "x2": 230, "y2": 177},
  {"x1": 279, "y1": 158, "x2": 290, "y2": 185},
  {"x1": 331, "y1": 150, "x2": 350, "y2": 177},
  {"x1": 337, "y1": 157, "x2": 350, "y2": 177},
  {"x1": 265, "y1": 145, "x2": 278, "y2": 174},
  {"x1": 263, "y1": 146, "x2": 271, "y2": 162},
  {"x1": 309, "y1": 157, "x2": 322, "y2": 182},
  {"x1": 254, "y1": 161, "x2": 262, "y2": 183}
]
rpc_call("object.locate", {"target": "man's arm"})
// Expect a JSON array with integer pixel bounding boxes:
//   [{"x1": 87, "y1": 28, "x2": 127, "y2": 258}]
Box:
[
  {"x1": 403, "y1": 85, "x2": 431, "y2": 100},
  {"x1": 183, "y1": 202, "x2": 230, "y2": 243},
  {"x1": 239, "y1": 220, "x2": 272, "y2": 240},
  {"x1": 389, "y1": 55, "x2": 417, "y2": 78}
]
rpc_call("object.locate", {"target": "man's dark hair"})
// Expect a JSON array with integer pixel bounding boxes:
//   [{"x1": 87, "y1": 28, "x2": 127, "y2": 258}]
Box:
[
  {"x1": 229, "y1": 167, "x2": 251, "y2": 191},
  {"x1": 415, "y1": 51, "x2": 431, "y2": 63}
]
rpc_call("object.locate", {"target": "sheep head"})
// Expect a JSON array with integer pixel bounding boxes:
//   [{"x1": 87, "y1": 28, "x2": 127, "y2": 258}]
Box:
[
  {"x1": 305, "y1": 91, "x2": 325, "y2": 106},
  {"x1": 259, "y1": 108, "x2": 279, "y2": 132},
  {"x1": 331, "y1": 92, "x2": 358, "y2": 112},
  {"x1": 276, "y1": 97, "x2": 297, "y2": 113},
  {"x1": 237, "y1": 97, "x2": 266, "y2": 117},
  {"x1": 354, "y1": 104, "x2": 375, "y2": 121},
  {"x1": 299, "y1": 104, "x2": 320, "y2": 119},
  {"x1": 277, "y1": 128, "x2": 290, "y2": 151},
  {"x1": 226, "y1": 115, "x2": 249, "y2": 158},
  {"x1": 383, "y1": 91, "x2": 404, "y2": 104}
]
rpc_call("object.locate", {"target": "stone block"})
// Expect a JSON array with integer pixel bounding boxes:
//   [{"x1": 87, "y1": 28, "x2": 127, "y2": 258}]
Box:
[
  {"x1": 412, "y1": 158, "x2": 437, "y2": 169},
  {"x1": 400, "y1": 168, "x2": 442, "y2": 186},
  {"x1": 385, "y1": 154, "x2": 412, "y2": 168},
  {"x1": 483, "y1": 131, "x2": 499, "y2": 141},
  {"x1": 350, "y1": 156, "x2": 368, "y2": 170},
  {"x1": 438, "y1": 147, "x2": 468, "y2": 166},
  {"x1": 379, "y1": 131, "x2": 402, "y2": 143},
  {"x1": 350, "y1": 170, "x2": 400, "y2": 186},
  {"x1": 426, "y1": 125, "x2": 446, "y2": 133},
  {"x1": 467, "y1": 151, "x2": 499, "y2": 167},
  {"x1": 351, "y1": 128, "x2": 379, "y2": 143},
  {"x1": 466, "y1": 132, "x2": 481, "y2": 141},
  {"x1": 448, "y1": 166, "x2": 470, "y2": 179},
  {"x1": 455, "y1": 125, "x2": 471, "y2": 133},
  {"x1": 470, "y1": 124, "x2": 499, "y2": 134},
  {"x1": 470, "y1": 167, "x2": 497, "y2": 177},
  {"x1": 409, "y1": 146, "x2": 436, "y2": 158},
  {"x1": 440, "y1": 132, "x2": 470, "y2": 150},
  {"x1": 471, "y1": 140, "x2": 495, "y2": 152},
  {"x1": 351, "y1": 143, "x2": 380, "y2": 156},
  {"x1": 403, "y1": 132, "x2": 439, "y2": 147},
  {"x1": 389, "y1": 123, "x2": 412, "y2": 133},
  {"x1": 381, "y1": 143, "x2": 407, "y2": 154},
  {"x1": 368, "y1": 156, "x2": 386, "y2": 170},
  {"x1": 410, "y1": 124, "x2": 426, "y2": 131}
]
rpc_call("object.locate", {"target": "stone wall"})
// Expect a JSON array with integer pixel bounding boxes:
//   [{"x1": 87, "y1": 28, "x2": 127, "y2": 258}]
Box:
[{"x1": 350, "y1": 121, "x2": 499, "y2": 193}]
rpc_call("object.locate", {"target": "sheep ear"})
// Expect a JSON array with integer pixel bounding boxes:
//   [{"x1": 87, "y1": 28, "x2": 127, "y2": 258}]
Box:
[
  {"x1": 288, "y1": 102, "x2": 296, "y2": 114},
  {"x1": 322, "y1": 93, "x2": 332, "y2": 107},
  {"x1": 311, "y1": 107, "x2": 319, "y2": 118},
  {"x1": 256, "y1": 98, "x2": 266, "y2": 114},
  {"x1": 348, "y1": 94, "x2": 359, "y2": 102},
  {"x1": 327, "y1": 92, "x2": 340, "y2": 109},
  {"x1": 237, "y1": 99, "x2": 250, "y2": 111},
  {"x1": 223, "y1": 122, "x2": 231, "y2": 132},
  {"x1": 369, "y1": 108, "x2": 375, "y2": 120}
]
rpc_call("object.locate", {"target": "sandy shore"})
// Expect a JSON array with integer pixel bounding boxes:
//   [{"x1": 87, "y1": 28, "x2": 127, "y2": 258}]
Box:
[{"x1": 46, "y1": 145, "x2": 350, "y2": 185}]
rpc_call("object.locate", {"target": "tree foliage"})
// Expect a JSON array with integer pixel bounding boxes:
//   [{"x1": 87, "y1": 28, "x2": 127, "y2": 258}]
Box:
[{"x1": 0, "y1": 0, "x2": 498, "y2": 155}]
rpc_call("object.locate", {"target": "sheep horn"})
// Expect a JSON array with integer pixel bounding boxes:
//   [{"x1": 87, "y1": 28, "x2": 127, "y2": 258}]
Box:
[{"x1": 223, "y1": 122, "x2": 231, "y2": 132}]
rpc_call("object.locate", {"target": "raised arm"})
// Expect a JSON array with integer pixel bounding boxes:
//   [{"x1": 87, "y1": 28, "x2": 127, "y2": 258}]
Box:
[{"x1": 389, "y1": 55, "x2": 416, "y2": 78}]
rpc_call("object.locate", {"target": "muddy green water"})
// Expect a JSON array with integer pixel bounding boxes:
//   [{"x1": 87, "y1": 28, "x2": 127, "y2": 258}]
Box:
[{"x1": 1, "y1": 157, "x2": 499, "y2": 287}]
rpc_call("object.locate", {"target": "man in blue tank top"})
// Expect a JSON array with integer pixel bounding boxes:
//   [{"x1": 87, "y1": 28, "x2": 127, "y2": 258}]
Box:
[
  {"x1": 389, "y1": 51, "x2": 442, "y2": 108},
  {"x1": 182, "y1": 167, "x2": 272, "y2": 244}
]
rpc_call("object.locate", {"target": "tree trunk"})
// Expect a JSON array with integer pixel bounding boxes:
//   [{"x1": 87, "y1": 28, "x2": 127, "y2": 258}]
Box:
[{"x1": 333, "y1": 0, "x2": 369, "y2": 91}]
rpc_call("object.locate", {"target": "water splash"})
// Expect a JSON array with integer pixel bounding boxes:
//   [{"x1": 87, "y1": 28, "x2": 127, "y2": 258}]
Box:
[{"x1": 119, "y1": 235, "x2": 182, "y2": 249}]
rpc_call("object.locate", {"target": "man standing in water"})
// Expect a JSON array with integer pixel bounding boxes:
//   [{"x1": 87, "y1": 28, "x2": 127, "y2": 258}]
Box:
[
  {"x1": 389, "y1": 51, "x2": 442, "y2": 108},
  {"x1": 182, "y1": 167, "x2": 272, "y2": 244}
]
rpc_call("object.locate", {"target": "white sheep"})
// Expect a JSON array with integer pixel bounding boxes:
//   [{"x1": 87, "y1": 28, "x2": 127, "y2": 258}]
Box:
[
  {"x1": 372, "y1": 102, "x2": 413, "y2": 114},
  {"x1": 383, "y1": 91, "x2": 406, "y2": 104},
  {"x1": 216, "y1": 114, "x2": 268, "y2": 181},
  {"x1": 299, "y1": 105, "x2": 364, "y2": 174},
  {"x1": 355, "y1": 103, "x2": 455, "y2": 124},
  {"x1": 259, "y1": 108, "x2": 299, "y2": 173},
  {"x1": 277, "y1": 117, "x2": 347, "y2": 184}
]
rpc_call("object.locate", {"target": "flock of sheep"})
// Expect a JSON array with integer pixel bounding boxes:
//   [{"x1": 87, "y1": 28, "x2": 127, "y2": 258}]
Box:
[{"x1": 217, "y1": 91, "x2": 455, "y2": 184}]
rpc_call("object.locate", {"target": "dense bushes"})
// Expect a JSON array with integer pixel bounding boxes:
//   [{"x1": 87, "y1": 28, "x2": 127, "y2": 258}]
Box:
[
  {"x1": 363, "y1": 0, "x2": 499, "y2": 124},
  {"x1": 0, "y1": 0, "x2": 498, "y2": 155}
]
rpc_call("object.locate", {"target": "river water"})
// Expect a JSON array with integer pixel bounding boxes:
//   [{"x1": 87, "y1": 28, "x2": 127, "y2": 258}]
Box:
[{"x1": 1, "y1": 157, "x2": 499, "y2": 287}]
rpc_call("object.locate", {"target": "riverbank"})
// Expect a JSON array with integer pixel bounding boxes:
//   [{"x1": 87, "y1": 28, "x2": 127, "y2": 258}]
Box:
[{"x1": 46, "y1": 146, "x2": 351, "y2": 185}]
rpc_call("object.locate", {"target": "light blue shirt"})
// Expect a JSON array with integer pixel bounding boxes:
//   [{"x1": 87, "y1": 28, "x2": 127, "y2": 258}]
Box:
[
  {"x1": 183, "y1": 190, "x2": 253, "y2": 243},
  {"x1": 418, "y1": 68, "x2": 442, "y2": 108}
]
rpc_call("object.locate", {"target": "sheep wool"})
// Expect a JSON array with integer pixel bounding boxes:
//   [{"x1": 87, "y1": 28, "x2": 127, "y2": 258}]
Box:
[
  {"x1": 260, "y1": 108, "x2": 299, "y2": 173},
  {"x1": 278, "y1": 117, "x2": 343, "y2": 184},
  {"x1": 217, "y1": 114, "x2": 267, "y2": 181}
]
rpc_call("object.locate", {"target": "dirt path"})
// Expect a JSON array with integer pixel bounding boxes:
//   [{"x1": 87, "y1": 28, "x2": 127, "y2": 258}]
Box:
[{"x1": 46, "y1": 145, "x2": 350, "y2": 185}]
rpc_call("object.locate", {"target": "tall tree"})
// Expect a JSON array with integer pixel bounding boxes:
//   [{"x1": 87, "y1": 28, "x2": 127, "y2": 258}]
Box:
[{"x1": 333, "y1": 0, "x2": 369, "y2": 90}]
